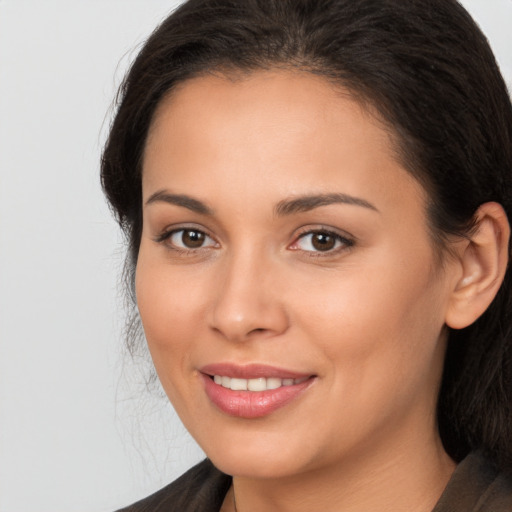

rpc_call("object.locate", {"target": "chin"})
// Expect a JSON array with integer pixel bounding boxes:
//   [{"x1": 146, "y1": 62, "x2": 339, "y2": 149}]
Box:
[
  {"x1": 199, "y1": 428, "x2": 316, "y2": 479},
  {"x1": 211, "y1": 452, "x2": 303, "y2": 480}
]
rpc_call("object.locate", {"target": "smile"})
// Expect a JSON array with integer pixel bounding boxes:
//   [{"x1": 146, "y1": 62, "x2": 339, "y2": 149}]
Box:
[{"x1": 200, "y1": 364, "x2": 316, "y2": 418}]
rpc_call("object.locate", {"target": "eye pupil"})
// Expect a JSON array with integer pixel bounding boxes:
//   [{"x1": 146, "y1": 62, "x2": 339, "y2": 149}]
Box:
[
  {"x1": 312, "y1": 233, "x2": 335, "y2": 251},
  {"x1": 182, "y1": 230, "x2": 205, "y2": 248}
]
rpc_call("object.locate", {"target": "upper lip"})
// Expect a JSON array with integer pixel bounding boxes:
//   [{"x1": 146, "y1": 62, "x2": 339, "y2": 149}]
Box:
[{"x1": 200, "y1": 363, "x2": 313, "y2": 380}]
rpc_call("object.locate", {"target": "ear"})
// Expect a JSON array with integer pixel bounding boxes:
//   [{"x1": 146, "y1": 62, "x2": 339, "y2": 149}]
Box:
[{"x1": 445, "y1": 202, "x2": 510, "y2": 330}]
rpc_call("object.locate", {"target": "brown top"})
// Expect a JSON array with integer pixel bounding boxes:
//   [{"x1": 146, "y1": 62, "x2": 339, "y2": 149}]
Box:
[
  {"x1": 117, "y1": 452, "x2": 512, "y2": 512},
  {"x1": 432, "y1": 452, "x2": 512, "y2": 512}
]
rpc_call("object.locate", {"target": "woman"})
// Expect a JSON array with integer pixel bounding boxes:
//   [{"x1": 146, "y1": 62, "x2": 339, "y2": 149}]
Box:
[{"x1": 102, "y1": 0, "x2": 512, "y2": 510}]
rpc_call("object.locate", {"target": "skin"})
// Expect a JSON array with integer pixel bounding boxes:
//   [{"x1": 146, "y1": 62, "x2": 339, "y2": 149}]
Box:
[{"x1": 136, "y1": 70, "x2": 464, "y2": 512}]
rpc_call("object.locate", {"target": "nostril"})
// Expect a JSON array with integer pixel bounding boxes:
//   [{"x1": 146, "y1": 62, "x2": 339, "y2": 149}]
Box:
[{"x1": 208, "y1": 297, "x2": 289, "y2": 342}]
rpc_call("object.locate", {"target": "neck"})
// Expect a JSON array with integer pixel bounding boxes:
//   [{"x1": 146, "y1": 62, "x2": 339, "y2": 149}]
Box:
[{"x1": 229, "y1": 431, "x2": 455, "y2": 512}]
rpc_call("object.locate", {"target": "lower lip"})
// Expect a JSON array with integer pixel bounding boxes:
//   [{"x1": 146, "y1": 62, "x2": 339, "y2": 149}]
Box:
[{"x1": 201, "y1": 374, "x2": 315, "y2": 419}]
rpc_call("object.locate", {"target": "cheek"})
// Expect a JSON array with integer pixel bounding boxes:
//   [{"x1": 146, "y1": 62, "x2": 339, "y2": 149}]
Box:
[
  {"x1": 134, "y1": 248, "x2": 206, "y2": 382},
  {"x1": 290, "y1": 253, "x2": 448, "y2": 398}
]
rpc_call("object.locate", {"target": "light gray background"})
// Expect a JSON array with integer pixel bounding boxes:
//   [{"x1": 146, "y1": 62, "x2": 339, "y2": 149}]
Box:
[{"x1": 0, "y1": 1, "x2": 510, "y2": 511}]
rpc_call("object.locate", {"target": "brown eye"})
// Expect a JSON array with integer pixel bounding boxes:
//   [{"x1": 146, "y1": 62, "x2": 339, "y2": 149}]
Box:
[
  {"x1": 311, "y1": 233, "x2": 336, "y2": 251},
  {"x1": 168, "y1": 229, "x2": 216, "y2": 249},
  {"x1": 294, "y1": 230, "x2": 352, "y2": 253},
  {"x1": 182, "y1": 230, "x2": 205, "y2": 248}
]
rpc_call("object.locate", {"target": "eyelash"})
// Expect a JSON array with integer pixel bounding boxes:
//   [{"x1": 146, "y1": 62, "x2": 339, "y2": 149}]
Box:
[
  {"x1": 155, "y1": 226, "x2": 355, "y2": 256},
  {"x1": 290, "y1": 229, "x2": 355, "y2": 256},
  {"x1": 155, "y1": 227, "x2": 218, "y2": 254}
]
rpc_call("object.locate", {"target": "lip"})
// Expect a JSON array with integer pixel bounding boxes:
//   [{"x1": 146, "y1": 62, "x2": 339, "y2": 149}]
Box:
[
  {"x1": 200, "y1": 363, "x2": 311, "y2": 380},
  {"x1": 199, "y1": 363, "x2": 316, "y2": 419}
]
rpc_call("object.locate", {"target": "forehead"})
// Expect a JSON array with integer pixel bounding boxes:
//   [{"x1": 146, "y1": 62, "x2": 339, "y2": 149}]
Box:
[
  {"x1": 142, "y1": 70, "x2": 424, "y2": 219},
  {"x1": 147, "y1": 70, "x2": 390, "y2": 155}
]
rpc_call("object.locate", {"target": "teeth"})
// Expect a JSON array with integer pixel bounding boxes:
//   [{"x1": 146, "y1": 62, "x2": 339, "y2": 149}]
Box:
[
  {"x1": 212, "y1": 375, "x2": 309, "y2": 391},
  {"x1": 230, "y1": 378, "x2": 248, "y2": 391},
  {"x1": 266, "y1": 377, "x2": 282, "y2": 390},
  {"x1": 248, "y1": 378, "x2": 266, "y2": 392}
]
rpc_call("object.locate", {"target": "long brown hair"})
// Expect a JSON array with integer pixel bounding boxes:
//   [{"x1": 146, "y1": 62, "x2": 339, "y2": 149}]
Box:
[{"x1": 102, "y1": 0, "x2": 512, "y2": 469}]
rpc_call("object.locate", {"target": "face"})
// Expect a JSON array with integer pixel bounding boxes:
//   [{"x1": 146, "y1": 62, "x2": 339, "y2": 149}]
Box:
[{"x1": 137, "y1": 71, "x2": 457, "y2": 479}]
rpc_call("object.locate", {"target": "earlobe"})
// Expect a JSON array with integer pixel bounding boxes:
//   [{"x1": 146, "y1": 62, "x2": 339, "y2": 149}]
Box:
[{"x1": 445, "y1": 202, "x2": 510, "y2": 330}]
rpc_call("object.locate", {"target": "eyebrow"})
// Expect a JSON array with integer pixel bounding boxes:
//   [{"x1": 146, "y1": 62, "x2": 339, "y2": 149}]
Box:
[
  {"x1": 274, "y1": 193, "x2": 378, "y2": 216},
  {"x1": 144, "y1": 190, "x2": 378, "y2": 217},
  {"x1": 145, "y1": 191, "x2": 213, "y2": 215}
]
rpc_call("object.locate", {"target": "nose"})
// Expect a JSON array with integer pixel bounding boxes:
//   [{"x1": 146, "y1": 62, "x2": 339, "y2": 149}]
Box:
[{"x1": 208, "y1": 250, "x2": 289, "y2": 342}]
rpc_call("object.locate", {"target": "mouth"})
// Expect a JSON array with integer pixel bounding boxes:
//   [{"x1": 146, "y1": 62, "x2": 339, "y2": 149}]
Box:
[{"x1": 199, "y1": 363, "x2": 316, "y2": 418}]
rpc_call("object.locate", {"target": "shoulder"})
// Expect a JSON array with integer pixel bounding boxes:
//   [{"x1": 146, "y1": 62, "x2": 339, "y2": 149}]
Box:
[
  {"x1": 115, "y1": 459, "x2": 232, "y2": 512},
  {"x1": 433, "y1": 451, "x2": 512, "y2": 512}
]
